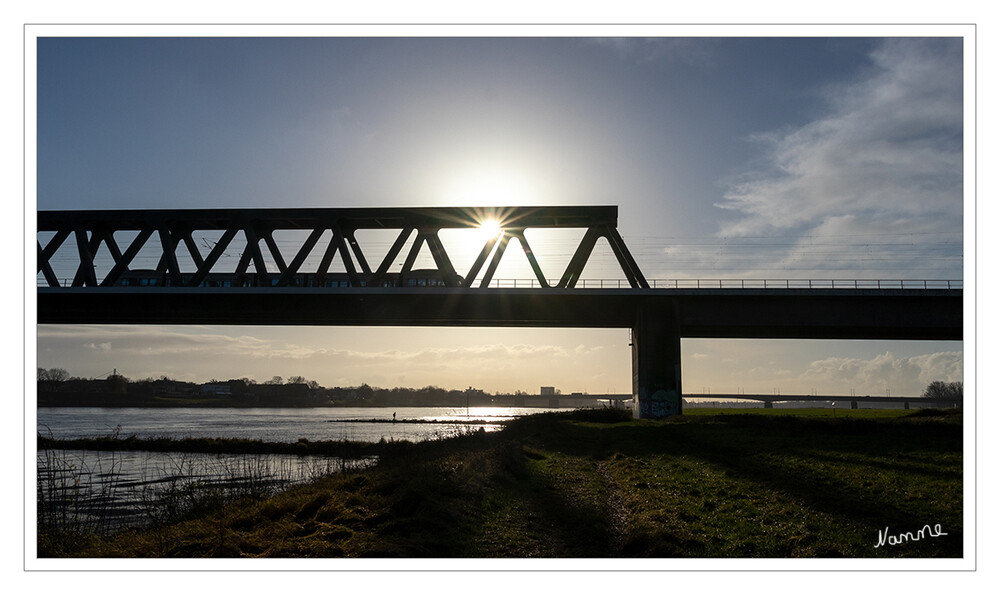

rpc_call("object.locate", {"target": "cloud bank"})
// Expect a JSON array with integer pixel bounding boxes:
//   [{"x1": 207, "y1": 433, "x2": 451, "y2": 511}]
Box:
[
  {"x1": 799, "y1": 350, "x2": 963, "y2": 396},
  {"x1": 36, "y1": 326, "x2": 625, "y2": 393},
  {"x1": 714, "y1": 38, "x2": 963, "y2": 278}
]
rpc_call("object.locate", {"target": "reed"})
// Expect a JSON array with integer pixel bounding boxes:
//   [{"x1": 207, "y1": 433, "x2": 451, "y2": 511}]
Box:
[{"x1": 37, "y1": 427, "x2": 374, "y2": 554}]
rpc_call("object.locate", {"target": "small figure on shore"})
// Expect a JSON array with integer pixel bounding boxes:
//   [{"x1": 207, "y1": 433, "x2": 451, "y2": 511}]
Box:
[{"x1": 392, "y1": 412, "x2": 396, "y2": 423}]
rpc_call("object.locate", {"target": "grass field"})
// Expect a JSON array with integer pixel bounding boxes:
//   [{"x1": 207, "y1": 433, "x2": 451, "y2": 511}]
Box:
[
  {"x1": 684, "y1": 407, "x2": 920, "y2": 417},
  {"x1": 37, "y1": 408, "x2": 963, "y2": 558}
]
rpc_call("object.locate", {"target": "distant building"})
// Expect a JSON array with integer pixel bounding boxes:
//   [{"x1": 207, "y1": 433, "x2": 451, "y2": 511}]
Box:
[
  {"x1": 540, "y1": 386, "x2": 556, "y2": 396},
  {"x1": 200, "y1": 382, "x2": 232, "y2": 396},
  {"x1": 152, "y1": 379, "x2": 197, "y2": 397}
]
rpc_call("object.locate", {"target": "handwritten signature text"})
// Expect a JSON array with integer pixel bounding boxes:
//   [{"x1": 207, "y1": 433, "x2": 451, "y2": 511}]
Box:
[{"x1": 874, "y1": 524, "x2": 948, "y2": 548}]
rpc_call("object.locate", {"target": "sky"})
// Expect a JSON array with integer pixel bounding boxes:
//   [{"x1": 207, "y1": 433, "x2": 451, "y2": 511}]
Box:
[{"x1": 32, "y1": 31, "x2": 967, "y2": 397}]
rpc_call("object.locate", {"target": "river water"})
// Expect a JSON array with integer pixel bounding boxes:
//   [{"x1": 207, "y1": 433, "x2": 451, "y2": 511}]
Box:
[
  {"x1": 34, "y1": 406, "x2": 571, "y2": 533},
  {"x1": 36, "y1": 406, "x2": 565, "y2": 443}
]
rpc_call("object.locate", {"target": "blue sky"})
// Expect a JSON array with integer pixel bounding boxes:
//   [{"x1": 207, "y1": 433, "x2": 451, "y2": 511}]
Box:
[{"x1": 33, "y1": 32, "x2": 966, "y2": 396}]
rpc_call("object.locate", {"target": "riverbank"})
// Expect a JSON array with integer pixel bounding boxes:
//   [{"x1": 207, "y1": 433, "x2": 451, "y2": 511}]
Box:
[
  {"x1": 37, "y1": 434, "x2": 394, "y2": 458},
  {"x1": 38, "y1": 407, "x2": 963, "y2": 558}
]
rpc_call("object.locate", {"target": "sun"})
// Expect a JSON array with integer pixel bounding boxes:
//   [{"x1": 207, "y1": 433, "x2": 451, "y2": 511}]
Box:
[
  {"x1": 469, "y1": 217, "x2": 504, "y2": 255},
  {"x1": 478, "y1": 218, "x2": 502, "y2": 239}
]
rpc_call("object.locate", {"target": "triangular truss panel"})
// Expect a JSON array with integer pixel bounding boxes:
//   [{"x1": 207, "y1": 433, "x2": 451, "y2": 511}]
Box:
[
  {"x1": 472, "y1": 231, "x2": 549, "y2": 288},
  {"x1": 519, "y1": 228, "x2": 589, "y2": 286},
  {"x1": 437, "y1": 228, "x2": 492, "y2": 282},
  {"x1": 193, "y1": 230, "x2": 244, "y2": 275},
  {"x1": 572, "y1": 235, "x2": 633, "y2": 289},
  {"x1": 37, "y1": 230, "x2": 76, "y2": 287},
  {"x1": 351, "y1": 228, "x2": 406, "y2": 272}
]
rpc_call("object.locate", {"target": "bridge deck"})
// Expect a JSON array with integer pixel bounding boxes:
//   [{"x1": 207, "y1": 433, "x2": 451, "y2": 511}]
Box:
[
  {"x1": 37, "y1": 287, "x2": 962, "y2": 341},
  {"x1": 37, "y1": 205, "x2": 619, "y2": 230}
]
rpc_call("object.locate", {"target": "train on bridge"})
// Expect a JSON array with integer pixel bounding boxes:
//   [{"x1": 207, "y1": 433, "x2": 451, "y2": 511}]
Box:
[{"x1": 114, "y1": 269, "x2": 461, "y2": 289}]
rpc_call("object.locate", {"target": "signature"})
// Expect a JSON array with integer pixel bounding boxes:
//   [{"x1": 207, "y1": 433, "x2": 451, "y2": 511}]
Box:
[{"x1": 875, "y1": 524, "x2": 948, "y2": 548}]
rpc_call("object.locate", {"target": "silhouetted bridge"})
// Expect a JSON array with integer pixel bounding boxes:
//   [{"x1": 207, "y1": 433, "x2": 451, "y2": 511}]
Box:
[
  {"x1": 685, "y1": 394, "x2": 961, "y2": 410},
  {"x1": 519, "y1": 393, "x2": 960, "y2": 410},
  {"x1": 37, "y1": 206, "x2": 963, "y2": 418}
]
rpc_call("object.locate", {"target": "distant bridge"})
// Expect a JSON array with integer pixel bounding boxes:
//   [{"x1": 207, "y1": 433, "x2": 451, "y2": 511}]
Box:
[
  {"x1": 516, "y1": 393, "x2": 960, "y2": 410},
  {"x1": 684, "y1": 394, "x2": 961, "y2": 410},
  {"x1": 36, "y1": 206, "x2": 963, "y2": 419}
]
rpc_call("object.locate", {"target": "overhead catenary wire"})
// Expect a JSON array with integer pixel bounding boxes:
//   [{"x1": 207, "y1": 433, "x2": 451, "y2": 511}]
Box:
[{"x1": 38, "y1": 228, "x2": 963, "y2": 281}]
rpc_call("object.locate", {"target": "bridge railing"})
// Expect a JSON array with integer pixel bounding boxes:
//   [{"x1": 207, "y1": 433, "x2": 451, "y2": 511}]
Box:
[
  {"x1": 648, "y1": 279, "x2": 963, "y2": 290},
  {"x1": 38, "y1": 276, "x2": 963, "y2": 290}
]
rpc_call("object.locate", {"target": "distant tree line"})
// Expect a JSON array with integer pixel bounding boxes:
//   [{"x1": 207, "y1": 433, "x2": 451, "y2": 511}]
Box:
[
  {"x1": 36, "y1": 368, "x2": 504, "y2": 408},
  {"x1": 38, "y1": 368, "x2": 963, "y2": 408}
]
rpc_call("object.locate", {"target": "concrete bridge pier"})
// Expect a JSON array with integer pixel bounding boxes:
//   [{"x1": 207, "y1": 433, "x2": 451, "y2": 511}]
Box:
[{"x1": 632, "y1": 299, "x2": 682, "y2": 419}]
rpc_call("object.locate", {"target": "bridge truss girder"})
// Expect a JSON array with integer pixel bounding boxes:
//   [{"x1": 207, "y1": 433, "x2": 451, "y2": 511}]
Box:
[{"x1": 37, "y1": 206, "x2": 648, "y2": 289}]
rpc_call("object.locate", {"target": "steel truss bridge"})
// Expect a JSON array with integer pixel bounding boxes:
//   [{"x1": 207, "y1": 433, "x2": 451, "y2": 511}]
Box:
[
  {"x1": 37, "y1": 206, "x2": 645, "y2": 290},
  {"x1": 36, "y1": 206, "x2": 963, "y2": 418}
]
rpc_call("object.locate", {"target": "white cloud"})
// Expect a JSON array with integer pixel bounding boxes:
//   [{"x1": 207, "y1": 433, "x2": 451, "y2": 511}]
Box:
[
  {"x1": 799, "y1": 350, "x2": 962, "y2": 395},
  {"x1": 714, "y1": 38, "x2": 963, "y2": 278}
]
